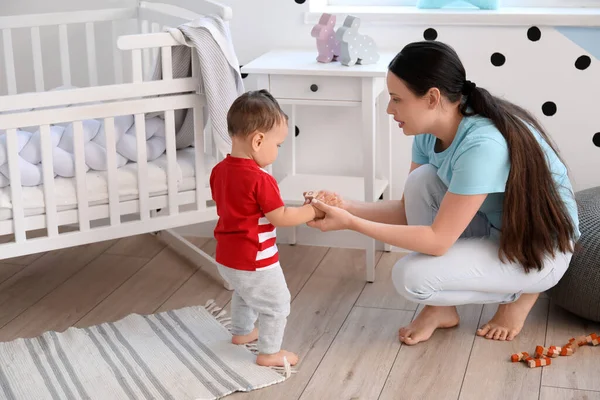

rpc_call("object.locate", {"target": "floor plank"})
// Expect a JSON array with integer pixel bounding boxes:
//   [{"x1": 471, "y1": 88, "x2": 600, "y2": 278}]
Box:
[
  {"x1": 459, "y1": 299, "x2": 550, "y2": 400},
  {"x1": 356, "y1": 251, "x2": 416, "y2": 311},
  {"x1": 228, "y1": 248, "x2": 382, "y2": 400},
  {"x1": 542, "y1": 303, "x2": 600, "y2": 392},
  {"x1": 0, "y1": 254, "x2": 148, "y2": 341},
  {"x1": 0, "y1": 240, "x2": 116, "y2": 329},
  {"x1": 300, "y1": 306, "x2": 411, "y2": 400},
  {"x1": 540, "y1": 386, "x2": 600, "y2": 400},
  {"x1": 278, "y1": 244, "x2": 329, "y2": 300},
  {"x1": 157, "y1": 238, "x2": 231, "y2": 313},
  {"x1": 379, "y1": 304, "x2": 482, "y2": 400},
  {"x1": 0, "y1": 262, "x2": 27, "y2": 285},
  {"x1": 104, "y1": 233, "x2": 168, "y2": 259},
  {"x1": 75, "y1": 246, "x2": 198, "y2": 328}
]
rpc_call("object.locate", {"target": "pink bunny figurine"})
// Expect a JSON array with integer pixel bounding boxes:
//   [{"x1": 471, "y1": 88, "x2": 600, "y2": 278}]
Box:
[{"x1": 311, "y1": 13, "x2": 340, "y2": 63}]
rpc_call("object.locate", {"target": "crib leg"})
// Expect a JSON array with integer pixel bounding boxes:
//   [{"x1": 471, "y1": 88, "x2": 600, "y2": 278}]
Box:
[{"x1": 155, "y1": 229, "x2": 233, "y2": 291}]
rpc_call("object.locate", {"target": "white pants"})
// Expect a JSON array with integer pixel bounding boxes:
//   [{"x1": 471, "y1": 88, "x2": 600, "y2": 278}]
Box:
[
  {"x1": 392, "y1": 164, "x2": 573, "y2": 306},
  {"x1": 217, "y1": 264, "x2": 290, "y2": 355}
]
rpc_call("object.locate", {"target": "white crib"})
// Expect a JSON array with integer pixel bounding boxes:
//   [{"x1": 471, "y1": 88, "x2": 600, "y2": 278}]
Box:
[{"x1": 0, "y1": 1, "x2": 232, "y2": 289}]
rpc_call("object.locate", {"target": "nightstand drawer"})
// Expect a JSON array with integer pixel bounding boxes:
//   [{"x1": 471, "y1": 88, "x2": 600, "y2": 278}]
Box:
[{"x1": 269, "y1": 75, "x2": 361, "y2": 102}]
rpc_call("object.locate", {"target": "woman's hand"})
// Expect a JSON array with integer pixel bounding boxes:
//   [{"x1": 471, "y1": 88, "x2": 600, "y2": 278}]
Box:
[
  {"x1": 303, "y1": 190, "x2": 346, "y2": 209},
  {"x1": 306, "y1": 199, "x2": 355, "y2": 232}
]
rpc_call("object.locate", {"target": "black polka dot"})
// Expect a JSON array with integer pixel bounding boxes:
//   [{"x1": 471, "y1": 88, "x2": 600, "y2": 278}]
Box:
[
  {"x1": 295, "y1": 125, "x2": 300, "y2": 137},
  {"x1": 239, "y1": 65, "x2": 248, "y2": 79},
  {"x1": 527, "y1": 26, "x2": 541, "y2": 41},
  {"x1": 593, "y1": 132, "x2": 600, "y2": 147},
  {"x1": 542, "y1": 101, "x2": 557, "y2": 116},
  {"x1": 423, "y1": 28, "x2": 437, "y2": 41},
  {"x1": 490, "y1": 52, "x2": 506, "y2": 67},
  {"x1": 575, "y1": 55, "x2": 591, "y2": 70},
  {"x1": 294, "y1": 0, "x2": 306, "y2": 3}
]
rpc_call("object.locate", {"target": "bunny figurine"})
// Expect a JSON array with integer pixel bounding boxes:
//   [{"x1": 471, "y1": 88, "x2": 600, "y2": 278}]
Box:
[
  {"x1": 311, "y1": 13, "x2": 341, "y2": 63},
  {"x1": 335, "y1": 15, "x2": 380, "y2": 66}
]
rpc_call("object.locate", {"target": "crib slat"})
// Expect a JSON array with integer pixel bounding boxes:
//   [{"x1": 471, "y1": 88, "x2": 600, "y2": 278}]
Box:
[
  {"x1": 112, "y1": 20, "x2": 124, "y2": 84},
  {"x1": 151, "y1": 23, "x2": 160, "y2": 68},
  {"x1": 2, "y1": 29, "x2": 17, "y2": 95},
  {"x1": 131, "y1": 49, "x2": 143, "y2": 83},
  {"x1": 164, "y1": 110, "x2": 178, "y2": 216},
  {"x1": 6, "y1": 129, "x2": 25, "y2": 242},
  {"x1": 134, "y1": 114, "x2": 149, "y2": 220},
  {"x1": 72, "y1": 121, "x2": 90, "y2": 231},
  {"x1": 85, "y1": 22, "x2": 98, "y2": 86},
  {"x1": 30, "y1": 27, "x2": 45, "y2": 92},
  {"x1": 40, "y1": 124, "x2": 58, "y2": 237},
  {"x1": 140, "y1": 20, "x2": 150, "y2": 80},
  {"x1": 193, "y1": 99, "x2": 206, "y2": 210},
  {"x1": 58, "y1": 24, "x2": 71, "y2": 87},
  {"x1": 161, "y1": 46, "x2": 172, "y2": 80},
  {"x1": 103, "y1": 117, "x2": 120, "y2": 226}
]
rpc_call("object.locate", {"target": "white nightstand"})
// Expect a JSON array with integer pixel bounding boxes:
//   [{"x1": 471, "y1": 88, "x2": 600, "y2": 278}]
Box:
[{"x1": 241, "y1": 50, "x2": 397, "y2": 282}]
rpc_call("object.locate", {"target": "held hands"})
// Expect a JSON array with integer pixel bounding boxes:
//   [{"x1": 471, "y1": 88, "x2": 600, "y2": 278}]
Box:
[
  {"x1": 302, "y1": 190, "x2": 345, "y2": 209},
  {"x1": 302, "y1": 190, "x2": 354, "y2": 232}
]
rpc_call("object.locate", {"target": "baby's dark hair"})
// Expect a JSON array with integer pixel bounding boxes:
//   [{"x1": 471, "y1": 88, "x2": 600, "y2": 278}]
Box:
[{"x1": 227, "y1": 89, "x2": 288, "y2": 137}]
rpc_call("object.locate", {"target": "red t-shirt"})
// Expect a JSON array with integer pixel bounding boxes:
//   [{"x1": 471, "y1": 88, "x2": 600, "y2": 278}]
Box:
[{"x1": 209, "y1": 155, "x2": 285, "y2": 271}]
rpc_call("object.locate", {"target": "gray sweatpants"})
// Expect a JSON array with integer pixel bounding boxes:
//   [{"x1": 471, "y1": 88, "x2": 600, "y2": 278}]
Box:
[
  {"x1": 392, "y1": 164, "x2": 573, "y2": 306},
  {"x1": 217, "y1": 264, "x2": 291, "y2": 355}
]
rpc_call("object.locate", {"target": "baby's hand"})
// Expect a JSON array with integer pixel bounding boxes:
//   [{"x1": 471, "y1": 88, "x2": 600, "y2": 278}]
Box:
[
  {"x1": 303, "y1": 191, "x2": 326, "y2": 219},
  {"x1": 303, "y1": 190, "x2": 344, "y2": 208},
  {"x1": 312, "y1": 204, "x2": 326, "y2": 219}
]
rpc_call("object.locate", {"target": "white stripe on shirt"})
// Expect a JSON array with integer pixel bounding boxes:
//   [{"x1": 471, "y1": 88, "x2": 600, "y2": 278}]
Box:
[
  {"x1": 258, "y1": 217, "x2": 270, "y2": 225},
  {"x1": 255, "y1": 261, "x2": 280, "y2": 271},
  {"x1": 258, "y1": 229, "x2": 277, "y2": 243},
  {"x1": 256, "y1": 244, "x2": 278, "y2": 261}
]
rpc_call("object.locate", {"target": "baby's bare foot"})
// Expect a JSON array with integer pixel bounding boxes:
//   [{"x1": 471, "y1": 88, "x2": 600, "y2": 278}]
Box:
[
  {"x1": 399, "y1": 306, "x2": 460, "y2": 345},
  {"x1": 256, "y1": 350, "x2": 299, "y2": 367},
  {"x1": 477, "y1": 293, "x2": 539, "y2": 341},
  {"x1": 232, "y1": 327, "x2": 258, "y2": 345}
]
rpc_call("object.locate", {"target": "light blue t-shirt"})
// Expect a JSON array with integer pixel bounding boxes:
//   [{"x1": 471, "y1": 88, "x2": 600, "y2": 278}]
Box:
[{"x1": 412, "y1": 115, "x2": 580, "y2": 240}]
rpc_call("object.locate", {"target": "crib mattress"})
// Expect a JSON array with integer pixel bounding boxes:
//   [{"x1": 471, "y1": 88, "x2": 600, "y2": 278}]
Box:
[{"x1": 0, "y1": 147, "x2": 215, "y2": 221}]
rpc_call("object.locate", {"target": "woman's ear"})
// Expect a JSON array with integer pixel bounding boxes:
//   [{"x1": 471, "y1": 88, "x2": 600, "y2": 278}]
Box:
[
  {"x1": 250, "y1": 131, "x2": 265, "y2": 151},
  {"x1": 426, "y1": 87, "x2": 441, "y2": 109}
]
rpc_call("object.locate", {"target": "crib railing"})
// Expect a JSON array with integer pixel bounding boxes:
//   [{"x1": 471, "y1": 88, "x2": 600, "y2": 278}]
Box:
[
  {"x1": 0, "y1": 1, "x2": 233, "y2": 95},
  {"x1": 0, "y1": 7, "x2": 136, "y2": 94},
  {"x1": 0, "y1": 35, "x2": 213, "y2": 258}
]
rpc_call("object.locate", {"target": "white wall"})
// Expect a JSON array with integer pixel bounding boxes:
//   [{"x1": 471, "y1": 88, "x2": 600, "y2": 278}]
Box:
[{"x1": 2, "y1": 0, "x2": 599, "y2": 248}]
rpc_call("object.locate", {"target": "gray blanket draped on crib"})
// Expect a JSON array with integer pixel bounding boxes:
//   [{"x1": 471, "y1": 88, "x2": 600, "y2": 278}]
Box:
[{"x1": 149, "y1": 15, "x2": 245, "y2": 156}]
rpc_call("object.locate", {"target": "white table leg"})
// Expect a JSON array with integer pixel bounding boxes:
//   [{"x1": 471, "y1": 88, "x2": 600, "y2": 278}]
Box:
[
  {"x1": 362, "y1": 78, "x2": 377, "y2": 282},
  {"x1": 287, "y1": 105, "x2": 297, "y2": 245}
]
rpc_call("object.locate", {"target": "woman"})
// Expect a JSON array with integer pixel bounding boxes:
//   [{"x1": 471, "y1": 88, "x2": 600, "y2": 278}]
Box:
[{"x1": 305, "y1": 41, "x2": 580, "y2": 345}]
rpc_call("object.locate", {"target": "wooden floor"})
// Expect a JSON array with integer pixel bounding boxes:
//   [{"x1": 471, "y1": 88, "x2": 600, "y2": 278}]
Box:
[{"x1": 0, "y1": 234, "x2": 598, "y2": 400}]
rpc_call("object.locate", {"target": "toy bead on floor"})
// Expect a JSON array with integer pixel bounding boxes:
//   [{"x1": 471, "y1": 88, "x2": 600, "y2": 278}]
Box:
[{"x1": 511, "y1": 333, "x2": 598, "y2": 368}]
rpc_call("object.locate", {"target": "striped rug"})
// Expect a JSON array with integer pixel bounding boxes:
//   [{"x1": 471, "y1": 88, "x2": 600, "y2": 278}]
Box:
[{"x1": 0, "y1": 301, "x2": 290, "y2": 399}]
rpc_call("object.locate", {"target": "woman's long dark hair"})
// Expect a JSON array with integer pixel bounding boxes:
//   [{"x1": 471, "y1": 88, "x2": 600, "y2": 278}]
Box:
[{"x1": 389, "y1": 41, "x2": 576, "y2": 273}]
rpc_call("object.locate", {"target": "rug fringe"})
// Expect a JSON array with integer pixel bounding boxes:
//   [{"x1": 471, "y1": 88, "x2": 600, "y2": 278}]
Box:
[{"x1": 204, "y1": 299, "x2": 297, "y2": 379}]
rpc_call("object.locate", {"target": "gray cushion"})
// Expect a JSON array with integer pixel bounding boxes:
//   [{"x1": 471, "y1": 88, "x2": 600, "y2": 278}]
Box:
[{"x1": 547, "y1": 186, "x2": 600, "y2": 322}]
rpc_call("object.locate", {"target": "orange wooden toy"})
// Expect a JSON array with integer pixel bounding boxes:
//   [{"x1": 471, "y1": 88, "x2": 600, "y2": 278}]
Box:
[{"x1": 511, "y1": 332, "x2": 597, "y2": 368}]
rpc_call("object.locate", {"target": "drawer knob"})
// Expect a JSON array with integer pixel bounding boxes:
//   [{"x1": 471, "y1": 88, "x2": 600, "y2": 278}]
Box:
[{"x1": 310, "y1": 84, "x2": 319, "y2": 92}]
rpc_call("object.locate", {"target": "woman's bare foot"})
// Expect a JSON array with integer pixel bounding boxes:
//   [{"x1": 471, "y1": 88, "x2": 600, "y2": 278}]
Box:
[
  {"x1": 232, "y1": 327, "x2": 258, "y2": 345},
  {"x1": 398, "y1": 306, "x2": 460, "y2": 345},
  {"x1": 256, "y1": 350, "x2": 299, "y2": 367},
  {"x1": 477, "y1": 293, "x2": 540, "y2": 341}
]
